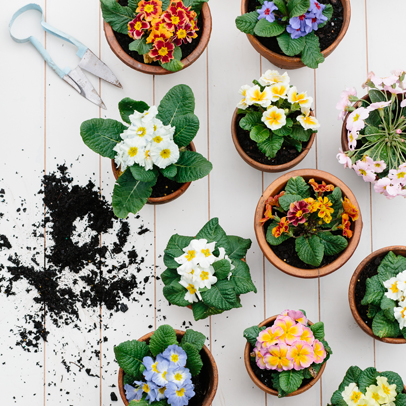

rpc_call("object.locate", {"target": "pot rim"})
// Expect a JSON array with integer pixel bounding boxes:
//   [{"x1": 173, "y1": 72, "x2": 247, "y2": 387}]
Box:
[
  {"x1": 348, "y1": 245, "x2": 406, "y2": 344},
  {"x1": 111, "y1": 141, "x2": 196, "y2": 205},
  {"x1": 231, "y1": 108, "x2": 317, "y2": 173},
  {"x1": 254, "y1": 169, "x2": 363, "y2": 278},
  {"x1": 103, "y1": 3, "x2": 212, "y2": 75},
  {"x1": 118, "y1": 329, "x2": 219, "y2": 406},
  {"x1": 241, "y1": 0, "x2": 351, "y2": 69},
  {"x1": 244, "y1": 315, "x2": 327, "y2": 396}
]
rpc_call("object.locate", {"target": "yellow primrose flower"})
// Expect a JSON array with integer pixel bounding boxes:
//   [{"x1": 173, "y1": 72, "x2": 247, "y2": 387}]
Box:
[
  {"x1": 365, "y1": 384, "x2": 384, "y2": 406},
  {"x1": 287, "y1": 86, "x2": 313, "y2": 108},
  {"x1": 259, "y1": 70, "x2": 290, "y2": 86},
  {"x1": 342, "y1": 383, "x2": 367, "y2": 405},
  {"x1": 269, "y1": 83, "x2": 289, "y2": 101},
  {"x1": 297, "y1": 109, "x2": 320, "y2": 131},
  {"x1": 237, "y1": 85, "x2": 251, "y2": 110},
  {"x1": 245, "y1": 85, "x2": 272, "y2": 108},
  {"x1": 376, "y1": 376, "x2": 397, "y2": 403},
  {"x1": 261, "y1": 106, "x2": 286, "y2": 131},
  {"x1": 304, "y1": 197, "x2": 319, "y2": 213}
]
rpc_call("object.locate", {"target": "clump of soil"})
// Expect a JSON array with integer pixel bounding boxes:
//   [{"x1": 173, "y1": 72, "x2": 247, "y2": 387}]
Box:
[
  {"x1": 114, "y1": 0, "x2": 204, "y2": 67},
  {"x1": 247, "y1": 0, "x2": 344, "y2": 56},
  {"x1": 150, "y1": 175, "x2": 185, "y2": 198}
]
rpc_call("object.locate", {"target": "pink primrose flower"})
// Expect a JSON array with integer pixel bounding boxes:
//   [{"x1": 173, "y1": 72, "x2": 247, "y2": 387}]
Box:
[
  {"x1": 346, "y1": 107, "x2": 369, "y2": 132},
  {"x1": 367, "y1": 101, "x2": 391, "y2": 112},
  {"x1": 347, "y1": 130, "x2": 359, "y2": 151},
  {"x1": 286, "y1": 310, "x2": 308, "y2": 325},
  {"x1": 274, "y1": 317, "x2": 304, "y2": 345},
  {"x1": 263, "y1": 343, "x2": 293, "y2": 372},
  {"x1": 401, "y1": 99, "x2": 406, "y2": 108},
  {"x1": 352, "y1": 161, "x2": 376, "y2": 183},
  {"x1": 254, "y1": 346, "x2": 268, "y2": 369},
  {"x1": 337, "y1": 148, "x2": 352, "y2": 168},
  {"x1": 389, "y1": 168, "x2": 406, "y2": 185},
  {"x1": 312, "y1": 339, "x2": 327, "y2": 364},
  {"x1": 299, "y1": 327, "x2": 315, "y2": 345},
  {"x1": 364, "y1": 157, "x2": 386, "y2": 173},
  {"x1": 374, "y1": 177, "x2": 401, "y2": 198},
  {"x1": 287, "y1": 341, "x2": 315, "y2": 371},
  {"x1": 257, "y1": 325, "x2": 284, "y2": 349},
  {"x1": 370, "y1": 73, "x2": 399, "y2": 88},
  {"x1": 383, "y1": 85, "x2": 406, "y2": 95},
  {"x1": 336, "y1": 87, "x2": 357, "y2": 120},
  {"x1": 287, "y1": 200, "x2": 310, "y2": 226}
]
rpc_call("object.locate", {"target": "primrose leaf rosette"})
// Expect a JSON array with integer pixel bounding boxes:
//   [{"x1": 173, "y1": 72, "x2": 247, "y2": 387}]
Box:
[
  {"x1": 244, "y1": 309, "x2": 332, "y2": 397},
  {"x1": 162, "y1": 218, "x2": 256, "y2": 320},
  {"x1": 328, "y1": 366, "x2": 405, "y2": 406}
]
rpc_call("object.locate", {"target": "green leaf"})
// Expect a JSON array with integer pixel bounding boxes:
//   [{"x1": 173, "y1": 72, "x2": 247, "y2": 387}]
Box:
[
  {"x1": 230, "y1": 260, "x2": 257, "y2": 295},
  {"x1": 129, "y1": 400, "x2": 167, "y2": 406},
  {"x1": 191, "y1": 301, "x2": 224, "y2": 321},
  {"x1": 114, "y1": 340, "x2": 150, "y2": 378},
  {"x1": 161, "y1": 268, "x2": 179, "y2": 286},
  {"x1": 368, "y1": 304, "x2": 380, "y2": 318},
  {"x1": 181, "y1": 342, "x2": 203, "y2": 376},
  {"x1": 182, "y1": 0, "x2": 208, "y2": 14},
  {"x1": 235, "y1": 12, "x2": 259, "y2": 35},
  {"x1": 257, "y1": 133, "x2": 284, "y2": 158},
  {"x1": 243, "y1": 325, "x2": 261, "y2": 346},
  {"x1": 372, "y1": 310, "x2": 400, "y2": 338},
  {"x1": 291, "y1": 125, "x2": 312, "y2": 142},
  {"x1": 381, "y1": 296, "x2": 396, "y2": 312},
  {"x1": 295, "y1": 235, "x2": 324, "y2": 267},
  {"x1": 172, "y1": 113, "x2": 200, "y2": 147},
  {"x1": 163, "y1": 281, "x2": 190, "y2": 307},
  {"x1": 128, "y1": 38, "x2": 152, "y2": 55},
  {"x1": 338, "y1": 366, "x2": 363, "y2": 392},
  {"x1": 361, "y1": 275, "x2": 384, "y2": 306},
  {"x1": 396, "y1": 393, "x2": 406, "y2": 406},
  {"x1": 331, "y1": 389, "x2": 345, "y2": 405},
  {"x1": 380, "y1": 371, "x2": 404, "y2": 394},
  {"x1": 195, "y1": 218, "x2": 230, "y2": 254},
  {"x1": 273, "y1": 126, "x2": 292, "y2": 136},
  {"x1": 301, "y1": 32, "x2": 325, "y2": 69},
  {"x1": 279, "y1": 194, "x2": 303, "y2": 211},
  {"x1": 402, "y1": 327, "x2": 406, "y2": 340},
  {"x1": 358, "y1": 367, "x2": 378, "y2": 393},
  {"x1": 240, "y1": 111, "x2": 263, "y2": 131},
  {"x1": 266, "y1": 221, "x2": 291, "y2": 245},
  {"x1": 130, "y1": 165, "x2": 158, "y2": 183},
  {"x1": 173, "y1": 46, "x2": 182, "y2": 61},
  {"x1": 285, "y1": 176, "x2": 311, "y2": 198},
  {"x1": 322, "y1": 4, "x2": 333, "y2": 21},
  {"x1": 369, "y1": 89, "x2": 387, "y2": 103},
  {"x1": 277, "y1": 32, "x2": 306, "y2": 56},
  {"x1": 201, "y1": 280, "x2": 239, "y2": 311},
  {"x1": 254, "y1": 19, "x2": 285, "y2": 37},
  {"x1": 279, "y1": 369, "x2": 304, "y2": 394},
  {"x1": 250, "y1": 125, "x2": 270, "y2": 143},
  {"x1": 272, "y1": 372, "x2": 287, "y2": 397},
  {"x1": 173, "y1": 151, "x2": 212, "y2": 183},
  {"x1": 274, "y1": 0, "x2": 288, "y2": 15},
  {"x1": 100, "y1": 0, "x2": 134, "y2": 35},
  {"x1": 181, "y1": 329, "x2": 206, "y2": 352},
  {"x1": 157, "y1": 84, "x2": 195, "y2": 126},
  {"x1": 112, "y1": 169, "x2": 156, "y2": 218},
  {"x1": 378, "y1": 251, "x2": 406, "y2": 282},
  {"x1": 149, "y1": 325, "x2": 178, "y2": 357},
  {"x1": 160, "y1": 164, "x2": 177, "y2": 179},
  {"x1": 164, "y1": 234, "x2": 193, "y2": 268},
  {"x1": 212, "y1": 259, "x2": 231, "y2": 280},
  {"x1": 227, "y1": 235, "x2": 252, "y2": 261},
  {"x1": 329, "y1": 186, "x2": 343, "y2": 214},
  {"x1": 161, "y1": 57, "x2": 184, "y2": 73},
  {"x1": 124, "y1": 373, "x2": 135, "y2": 386},
  {"x1": 288, "y1": 0, "x2": 310, "y2": 18},
  {"x1": 310, "y1": 322, "x2": 325, "y2": 340},
  {"x1": 318, "y1": 232, "x2": 348, "y2": 256},
  {"x1": 127, "y1": 0, "x2": 137, "y2": 11},
  {"x1": 118, "y1": 98, "x2": 149, "y2": 124},
  {"x1": 80, "y1": 118, "x2": 126, "y2": 159}
]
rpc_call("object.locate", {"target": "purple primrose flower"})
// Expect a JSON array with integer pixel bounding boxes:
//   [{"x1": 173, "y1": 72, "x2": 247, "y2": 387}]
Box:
[
  {"x1": 257, "y1": 1, "x2": 278, "y2": 23},
  {"x1": 286, "y1": 15, "x2": 313, "y2": 39}
]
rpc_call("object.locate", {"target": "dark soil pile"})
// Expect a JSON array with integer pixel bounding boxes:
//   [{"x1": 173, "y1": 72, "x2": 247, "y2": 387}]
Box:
[
  {"x1": 114, "y1": 0, "x2": 204, "y2": 66},
  {"x1": 247, "y1": 0, "x2": 344, "y2": 56},
  {"x1": 0, "y1": 166, "x2": 151, "y2": 361}
]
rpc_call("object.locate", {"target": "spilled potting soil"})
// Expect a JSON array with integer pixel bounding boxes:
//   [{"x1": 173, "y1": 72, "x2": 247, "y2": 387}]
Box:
[{"x1": 0, "y1": 165, "x2": 152, "y2": 376}]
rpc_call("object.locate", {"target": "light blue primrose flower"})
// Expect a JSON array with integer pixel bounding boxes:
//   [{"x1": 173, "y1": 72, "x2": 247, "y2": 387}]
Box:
[
  {"x1": 166, "y1": 366, "x2": 192, "y2": 387},
  {"x1": 124, "y1": 383, "x2": 143, "y2": 402},
  {"x1": 163, "y1": 345, "x2": 187, "y2": 367},
  {"x1": 165, "y1": 381, "x2": 195, "y2": 406},
  {"x1": 257, "y1": 1, "x2": 278, "y2": 23},
  {"x1": 142, "y1": 356, "x2": 159, "y2": 382},
  {"x1": 153, "y1": 356, "x2": 171, "y2": 386},
  {"x1": 134, "y1": 380, "x2": 159, "y2": 404}
]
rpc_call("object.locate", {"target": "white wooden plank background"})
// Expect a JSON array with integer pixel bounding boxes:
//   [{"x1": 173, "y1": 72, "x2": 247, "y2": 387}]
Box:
[{"x1": 1, "y1": 0, "x2": 406, "y2": 405}]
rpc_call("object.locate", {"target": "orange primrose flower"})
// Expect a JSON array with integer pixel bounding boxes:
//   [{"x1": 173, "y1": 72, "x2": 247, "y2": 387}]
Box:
[
  {"x1": 309, "y1": 178, "x2": 335, "y2": 195},
  {"x1": 339, "y1": 213, "x2": 353, "y2": 238},
  {"x1": 304, "y1": 197, "x2": 319, "y2": 213},
  {"x1": 265, "y1": 191, "x2": 285, "y2": 208},
  {"x1": 146, "y1": 26, "x2": 172, "y2": 44},
  {"x1": 272, "y1": 217, "x2": 290, "y2": 238},
  {"x1": 342, "y1": 197, "x2": 359, "y2": 221},
  {"x1": 260, "y1": 204, "x2": 274, "y2": 225},
  {"x1": 317, "y1": 196, "x2": 334, "y2": 223},
  {"x1": 136, "y1": 0, "x2": 163, "y2": 21}
]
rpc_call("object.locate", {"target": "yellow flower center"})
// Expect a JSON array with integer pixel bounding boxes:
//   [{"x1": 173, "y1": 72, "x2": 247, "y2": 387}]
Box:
[
  {"x1": 186, "y1": 284, "x2": 196, "y2": 294},
  {"x1": 158, "y1": 47, "x2": 169, "y2": 57},
  {"x1": 382, "y1": 384, "x2": 390, "y2": 395},
  {"x1": 176, "y1": 388, "x2": 185, "y2": 397},
  {"x1": 191, "y1": 269, "x2": 195, "y2": 275},
  {"x1": 351, "y1": 391, "x2": 361, "y2": 402},
  {"x1": 145, "y1": 4, "x2": 154, "y2": 13},
  {"x1": 145, "y1": 150, "x2": 150, "y2": 159},
  {"x1": 252, "y1": 89, "x2": 267, "y2": 102},
  {"x1": 296, "y1": 210, "x2": 303, "y2": 218},
  {"x1": 359, "y1": 169, "x2": 367, "y2": 176},
  {"x1": 153, "y1": 135, "x2": 163, "y2": 143},
  {"x1": 397, "y1": 171, "x2": 406, "y2": 179},
  {"x1": 174, "y1": 372, "x2": 183, "y2": 381},
  {"x1": 171, "y1": 16, "x2": 180, "y2": 25},
  {"x1": 391, "y1": 282, "x2": 399, "y2": 293},
  {"x1": 200, "y1": 271, "x2": 209, "y2": 281},
  {"x1": 372, "y1": 393, "x2": 380, "y2": 401},
  {"x1": 152, "y1": 362, "x2": 159, "y2": 373},
  {"x1": 135, "y1": 22, "x2": 142, "y2": 30},
  {"x1": 185, "y1": 250, "x2": 195, "y2": 261},
  {"x1": 128, "y1": 147, "x2": 138, "y2": 157},
  {"x1": 375, "y1": 163, "x2": 381, "y2": 167},
  {"x1": 162, "y1": 371, "x2": 167, "y2": 380},
  {"x1": 137, "y1": 126, "x2": 147, "y2": 136},
  {"x1": 201, "y1": 248, "x2": 211, "y2": 257},
  {"x1": 143, "y1": 384, "x2": 150, "y2": 393},
  {"x1": 178, "y1": 29, "x2": 187, "y2": 39},
  {"x1": 159, "y1": 387, "x2": 166, "y2": 395},
  {"x1": 171, "y1": 353, "x2": 179, "y2": 363},
  {"x1": 402, "y1": 307, "x2": 406, "y2": 319},
  {"x1": 160, "y1": 149, "x2": 171, "y2": 158},
  {"x1": 267, "y1": 111, "x2": 282, "y2": 125},
  {"x1": 303, "y1": 115, "x2": 315, "y2": 125},
  {"x1": 353, "y1": 114, "x2": 360, "y2": 122}
]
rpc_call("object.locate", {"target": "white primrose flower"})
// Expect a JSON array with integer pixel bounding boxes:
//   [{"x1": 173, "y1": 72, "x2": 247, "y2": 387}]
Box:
[
  {"x1": 394, "y1": 304, "x2": 406, "y2": 329},
  {"x1": 297, "y1": 109, "x2": 320, "y2": 131},
  {"x1": 113, "y1": 137, "x2": 146, "y2": 171},
  {"x1": 245, "y1": 85, "x2": 272, "y2": 108},
  {"x1": 269, "y1": 83, "x2": 289, "y2": 102},
  {"x1": 342, "y1": 383, "x2": 366, "y2": 406},
  {"x1": 129, "y1": 105, "x2": 158, "y2": 123},
  {"x1": 237, "y1": 85, "x2": 252, "y2": 110},
  {"x1": 287, "y1": 87, "x2": 313, "y2": 108},
  {"x1": 179, "y1": 274, "x2": 203, "y2": 303},
  {"x1": 376, "y1": 376, "x2": 397, "y2": 404},
  {"x1": 143, "y1": 148, "x2": 154, "y2": 171},
  {"x1": 194, "y1": 266, "x2": 218, "y2": 290},
  {"x1": 396, "y1": 270, "x2": 406, "y2": 292},
  {"x1": 259, "y1": 70, "x2": 290, "y2": 87},
  {"x1": 128, "y1": 117, "x2": 154, "y2": 142},
  {"x1": 217, "y1": 246, "x2": 235, "y2": 280},
  {"x1": 384, "y1": 277, "x2": 404, "y2": 301},
  {"x1": 150, "y1": 140, "x2": 179, "y2": 169},
  {"x1": 262, "y1": 106, "x2": 286, "y2": 130},
  {"x1": 191, "y1": 239, "x2": 217, "y2": 268}
]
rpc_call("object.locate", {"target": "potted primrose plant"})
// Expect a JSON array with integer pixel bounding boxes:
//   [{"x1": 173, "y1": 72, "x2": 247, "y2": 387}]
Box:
[
  {"x1": 254, "y1": 169, "x2": 362, "y2": 278},
  {"x1": 243, "y1": 309, "x2": 332, "y2": 397},
  {"x1": 115, "y1": 324, "x2": 218, "y2": 406},
  {"x1": 80, "y1": 84, "x2": 212, "y2": 218},
  {"x1": 328, "y1": 366, "x2": 406, "y2": 406},
  {"x1": 161, "y1": 218, "x2": 257, "y2": 321},
  {"x1": 101, "y1": 0, "x2": 212, "y2": 74},
  {"x1": 231, "y1": 69, "x2": 319, "y2": 172},
  {"x1": 337, "y1": 70, "x2": 406, "y2": 199},
  {"x1": 236, "y1": 0, "x2": 350, "y2": 70},
  {"x1": 349, "y1": 246, "x2": 406, "y2": 344}
]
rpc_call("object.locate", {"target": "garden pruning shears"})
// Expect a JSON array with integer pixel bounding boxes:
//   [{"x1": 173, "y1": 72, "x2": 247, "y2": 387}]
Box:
[{"x1": 9, "y1": 3, "x2": 123, "y2": 109}]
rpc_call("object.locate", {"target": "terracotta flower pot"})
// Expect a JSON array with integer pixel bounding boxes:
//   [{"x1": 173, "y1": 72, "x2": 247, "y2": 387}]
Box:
[
  {"x1": 244, "y1": 316, "x2": 327, "y2": 396},
  {"x1": 241, "y1": 0, "x2": 351, "y2": 70},
  {"x1": 231, "y1": 108, "x2": 317, "y2": 172},
  {"x1": 254, "y1": 169, "x2": 363, "y2": 278},
  {"x1": 111, "y1": 141, "x2": 196, "y2": 205},
  {"x1": 104, "y1": 4, "x2": 212, "y2": 75},
  {"x1": 349, "y1": 246, "x2": 406, "y2": 344},
  {"x1": 118, "y1": 329, "x2": 218, "y2": 405}
]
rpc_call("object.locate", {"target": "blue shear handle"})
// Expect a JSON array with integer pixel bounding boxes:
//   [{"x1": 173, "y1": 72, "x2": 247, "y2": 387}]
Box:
[{"x1": 30, "y1": 36, "x2": 66, "y2": 78}]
